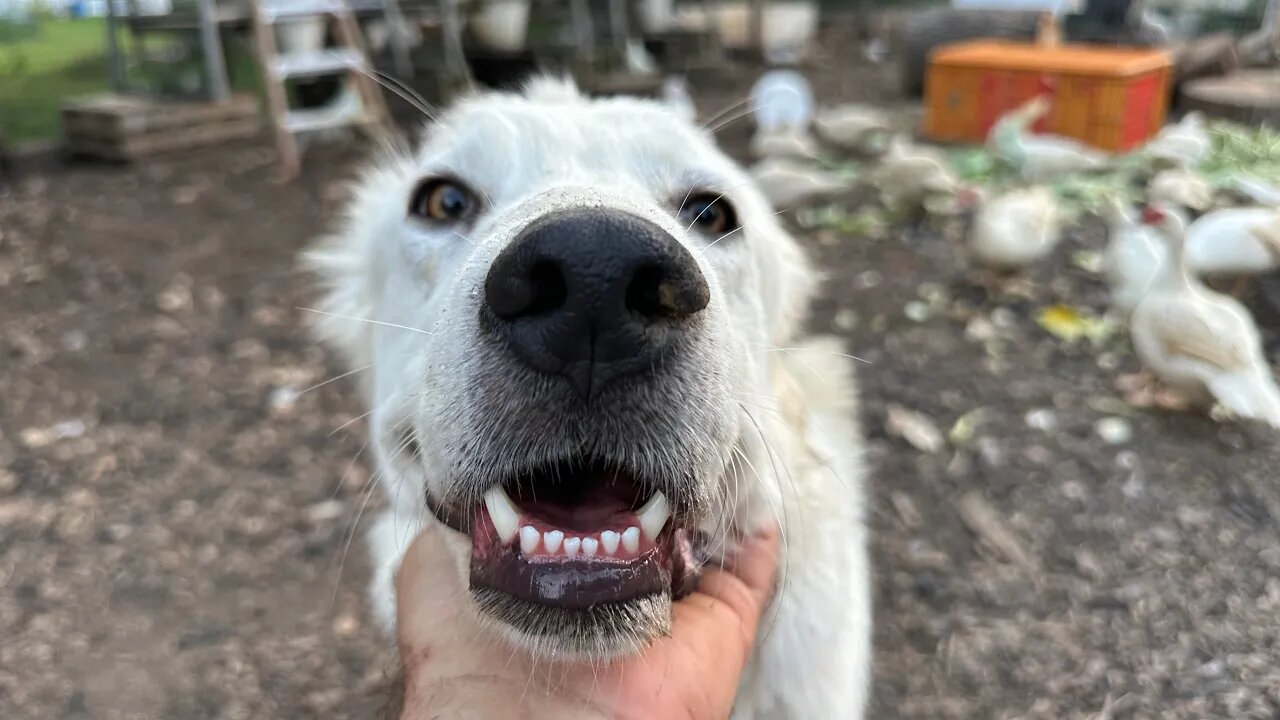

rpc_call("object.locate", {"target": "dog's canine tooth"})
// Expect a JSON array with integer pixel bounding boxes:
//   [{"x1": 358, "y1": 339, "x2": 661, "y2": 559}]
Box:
[
  {"x1": 519, "y1": 526, "x2": 540, "y2": 555},
  {"x1": 621, "y1": 526, "x2": 641, "y2": 554},
  {"x1": 636, "y1": 492, "x2": 670, "y2": 541},
  {"x1": 581, "y1": 537, "x2": 599, "y2": 557},
  {"x1": 563, "y1": 537, "x2": 582, "y2": 557},
  {"x1": 483, "y1": 487, "x2": 520, "y2": 543},
  {"x1": 600, "y1": 530, "x2": 620, "y2": 555},
  {"x1": 543, "y1": 530, "x2": 564, "y2": 554}
]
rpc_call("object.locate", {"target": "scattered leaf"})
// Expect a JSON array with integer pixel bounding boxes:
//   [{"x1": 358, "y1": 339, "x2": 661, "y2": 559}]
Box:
[
  {"x1": 885, "y1": 404, "x2": 945, "y2": 454},
  {"x1": 1036, "y1": 304, "x2": 1116, "y2": 345}
]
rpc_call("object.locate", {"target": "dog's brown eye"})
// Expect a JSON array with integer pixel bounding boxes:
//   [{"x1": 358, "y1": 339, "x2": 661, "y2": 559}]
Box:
[
  {"x1": 679, "y1": 193, "x2": 738, "y2": 237},
  {"x1": 410, "y1": 179, "x2": 477, "y2": 222}
]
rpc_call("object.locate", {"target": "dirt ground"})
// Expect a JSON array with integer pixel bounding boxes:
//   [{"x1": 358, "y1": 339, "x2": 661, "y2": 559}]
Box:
[{"x1": 4, "y1": 27, "x2": 1280, "y2": 720}]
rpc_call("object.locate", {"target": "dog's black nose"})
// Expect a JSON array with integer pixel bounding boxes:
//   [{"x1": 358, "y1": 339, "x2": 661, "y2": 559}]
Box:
[{"x1": 483, "y1": 208, "x2": 709, "y2": 399}]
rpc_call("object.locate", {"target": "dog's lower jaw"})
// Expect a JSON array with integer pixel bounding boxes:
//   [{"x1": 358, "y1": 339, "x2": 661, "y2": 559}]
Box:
[{"x1": 474, "y1": 588, "x2": 671, "y2": 660}]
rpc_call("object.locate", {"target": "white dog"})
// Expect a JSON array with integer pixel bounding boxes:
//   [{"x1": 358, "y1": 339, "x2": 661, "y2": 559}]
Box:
[{"x1": 304, "y1": 77, "x2": 871, "y2": 718}]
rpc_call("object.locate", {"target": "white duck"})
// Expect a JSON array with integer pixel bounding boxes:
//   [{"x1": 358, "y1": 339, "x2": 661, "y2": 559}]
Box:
[
  {"x1": 1129, "y1": 204, "x2": 1280, "y2": 427},
  {"x1": 1148, "y1": 167, "x2": 1213, "y2": 211},
  {"x1": 1231, "y1": 174, "x2": 1280, "y2": 205},
  {"x1": 987, "y1": 96, "x2": 1110, "y2": 182},
  {"x1": 1103, "y1": 198, "x2": 1169, "y2": 316},
  {"x1": 963, "y1": 186, "x2": 1062, "y2": 270},
  {"x1": 813, "y1": 103, "x2": 896, "y2": 154},
  {"x1": 1142, "y1": 111, "x2": 1210, "y2": 168},
  {"x1": 1183, "y1": 207, "x2": 1280, "y2": 275},
  {"x1": 749, "y1": 158, "x2": 850, "y2": 209},
  {"x1": 867, "y1": 135, "x2": 959, "y2": 208}
]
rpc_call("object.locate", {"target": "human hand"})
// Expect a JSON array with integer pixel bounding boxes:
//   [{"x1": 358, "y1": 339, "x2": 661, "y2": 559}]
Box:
[{"x1": 395, "y1": 523, "x2": 780, "y2": 720}]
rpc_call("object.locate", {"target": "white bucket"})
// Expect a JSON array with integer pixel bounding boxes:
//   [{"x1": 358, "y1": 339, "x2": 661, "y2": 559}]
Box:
[
  {"x1": 638, "y1": 0, "x2": 676, "y2": 33},
  {"x1": 276, "y1": 17, "x2": 326, "y2": 54},
  {"x1": 471, "y1": 0, "x2": 531, "y2": 52}
]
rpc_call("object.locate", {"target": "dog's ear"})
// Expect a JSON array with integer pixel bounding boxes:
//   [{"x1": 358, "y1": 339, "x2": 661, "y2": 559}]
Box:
[{"x1": 756, "y1": 223, "x2": 817, "y2": 348}]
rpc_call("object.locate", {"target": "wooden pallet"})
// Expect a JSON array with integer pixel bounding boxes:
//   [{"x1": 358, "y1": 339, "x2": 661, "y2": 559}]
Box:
[
  {"x1": 1182, "y1": 70, "x2": 1280, "y2": 127},
  {"x1": 61, "y1": 93, "x2": 262, "y2": 160}
]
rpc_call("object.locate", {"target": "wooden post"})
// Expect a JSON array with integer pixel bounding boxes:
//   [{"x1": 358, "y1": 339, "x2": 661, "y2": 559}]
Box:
[
  {"x1": 440, "y1": 0, "x2": 469, "y2": 86},
  {"x1": 571, "y1": 0, "x2": 595, "y2": 69},
  {"x1": 195, "y1": 0, "x2": 231, "y2": 101},
  {"x1": 104, "y1": 0, "x2": 128, "y2": 92},
  {"x1": 749, "y1": 0, "x2": 765, "y2": 60}
]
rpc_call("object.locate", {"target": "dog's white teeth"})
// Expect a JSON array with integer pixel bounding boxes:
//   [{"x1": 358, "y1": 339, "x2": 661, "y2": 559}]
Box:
[
  {"x1": 622, "y1": 526, "x2": 641, "y2": 554},
  {"x1": 581, "y1": 537, "x2": 599, "y2": 557},
  {"x1": 483, "y1": 487, "x2": 520, "y2": 543},
  {"x1": 543, "y1": 530, "x2": 564, "y2": 554},
  {"x1": 636, "y1": 492, "x2": 670, "y2": 541},
  {"x1": 519, "y1": 526, "x2": 540, "y2": 555},
  {"x1": 563, "y1": 537, "x2": 582, "y2": 557},
  {"x1": 600, "y1": 530, "x2": 620, "y2": 556}
]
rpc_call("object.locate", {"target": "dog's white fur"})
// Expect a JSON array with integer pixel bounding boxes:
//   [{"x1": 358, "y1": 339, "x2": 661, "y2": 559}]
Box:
[{"x1": 305, "y1": 78, "x2": 871, "y2": 718}]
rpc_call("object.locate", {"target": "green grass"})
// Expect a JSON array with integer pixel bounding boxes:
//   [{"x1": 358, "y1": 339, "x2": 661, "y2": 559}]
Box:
[
  {"x1": 0, "y1": 17, "x2": 262, "y2": 143},
  {"x1": 1, "y1": 17, "x2": 114, "y2": 142}
]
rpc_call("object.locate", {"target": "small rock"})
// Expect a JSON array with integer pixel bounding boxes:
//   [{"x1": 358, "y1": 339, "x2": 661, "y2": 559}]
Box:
[
  {"x1": 268, "y1": 385, "x2": 301, "y2": 416},
  {"x1": 902, "y1": 539, "x2": 950, "y2": 570},
  {"x1": 990, "y1": 307, "x2": 1017, "y2": 329},
  {"x1": 19, "y1": 426, "x2": 55, "y2": 448},
  {"x1": 53, "y1": 419, "x2": 86, "y2": 440},
  {"x1": 170, "y1": 186, "x2": 200, "y2": 205},
  {"x1": 976, "y1": 437, "x2": 1005, "y2": 468},
  {"x1": 885, "y1": 404, "x2": 945, "y2": 453},
  {"x1": 1024, "y1": 408, "x2": 1057, "y2": 432},
  {"x1": 0, "y1": 468, "x2": 17, "y2": 493},
  {"x1": 156, "y1": 279, "x2": 194, "y2": 313},
  {"x1": 61, "y1": 330, "x2": 88, "y2": 353},
  {"x1": 854, "y1": 270, "x2": 882, "y2": 290},
  {"x1": 964, "y1": 316, "x2": 995, "y2": 343},
  {"x1": 1075, "y1": 549, "x2": 1106, "y2": 580},
  {"x1": 0, "y1": 498, "x2": 36, "y2": 526},
  {"x1": 1023, "y1": 445, "x2": 1052, "y2": 465},
  {"x1": 903, "y1": 301, "x2": 931, "y2": 323},
  {"x1": 332, "y1": 612, "x2": 361, "y2": 638},
  {"x1": 890, "y1": 491, "x2": 922, "y2": 528},
  {"x1": 305, "y1": 499, "x2": 345, "y2": 525},
  {"x1": 833, "y1": 308, "x2": 858, "y2": 331},
  {"x1": 1094, "y1": 417, "x2": 1132, "y2": 445}
]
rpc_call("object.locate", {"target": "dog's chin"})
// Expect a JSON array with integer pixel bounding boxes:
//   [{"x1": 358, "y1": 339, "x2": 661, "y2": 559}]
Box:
[{"x1": 426, "y1": 458, "x2": 710, "y2": 660}]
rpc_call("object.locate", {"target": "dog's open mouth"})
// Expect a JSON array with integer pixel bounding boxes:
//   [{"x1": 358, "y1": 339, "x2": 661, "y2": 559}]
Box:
[
  {"x1": 430, "y1": 458, "x2": 711, "y2": 617},
  {"x1": 465, "y1": 460, "x2": 706, "y2": 611}
]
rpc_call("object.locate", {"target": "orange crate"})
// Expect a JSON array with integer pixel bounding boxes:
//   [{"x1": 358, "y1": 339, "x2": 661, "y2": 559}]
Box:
[{"x1": 924, "y1": 40, "x2": 1173, "y2": 152}]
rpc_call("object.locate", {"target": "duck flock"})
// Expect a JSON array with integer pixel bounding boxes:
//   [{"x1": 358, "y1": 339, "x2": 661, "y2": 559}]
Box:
[{"x1": 733, "y1": 70, "x2": 1280, "y2": 429}]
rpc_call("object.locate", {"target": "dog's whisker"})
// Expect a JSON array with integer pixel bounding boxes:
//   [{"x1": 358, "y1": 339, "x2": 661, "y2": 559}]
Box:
[
  {"x1": 737, "y1": 404, "x2": 799, "y2": 649},
  {"x1": 348, "y1": 66, "x2": 438, "y2": 123},
  {"x1": 297, "y1": 306, "x2": 436, "y2": 337},
  {"x1": 298, "y1": 363, "x2": 372, "y2": 398},
  {"x1": 699, "y1": 93, "x2": 752, "y2": 130},
  {"x1": 328, "y1": 463, "x2": 381, "y2": 614},
  {"x1": 706, "y1": 105, "x2": 759, "y2": 135},
  {"x1": 328, "y1": 409, "x2": 373, "y2": 438}
]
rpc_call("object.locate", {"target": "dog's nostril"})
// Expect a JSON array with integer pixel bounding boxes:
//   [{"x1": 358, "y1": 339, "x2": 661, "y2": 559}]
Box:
[
  {"x1": 625, "y1": 264, "x2": 667, "y2": 319},
  {"x1": 527, "y1": 260, "x2": 568, "y2": 316},
  {"x1": 486, "y1": 259, "x2": 568, "y2": 319},
  {"x1": 627, "y1": 263, "x2": 710, "y2": 321}
]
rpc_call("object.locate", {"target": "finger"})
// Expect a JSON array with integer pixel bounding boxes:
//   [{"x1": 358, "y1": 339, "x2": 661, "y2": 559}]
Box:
[{"x1": 670, "y1": 526, "x2": 782, "y2": 663}]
